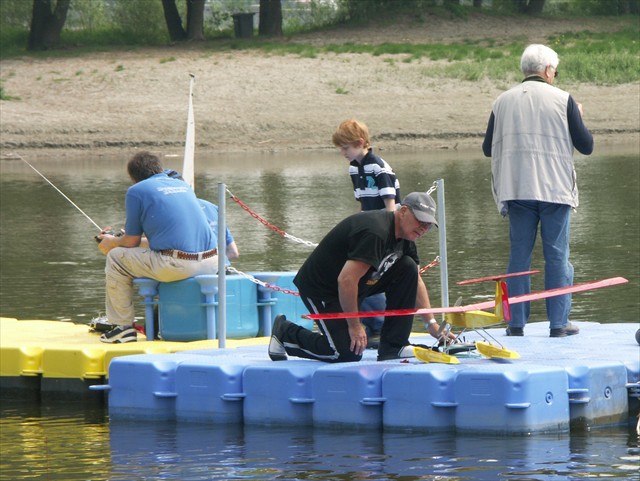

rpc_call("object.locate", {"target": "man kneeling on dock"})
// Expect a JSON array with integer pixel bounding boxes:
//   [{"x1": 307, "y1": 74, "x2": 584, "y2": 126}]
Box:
[{"x1": 269, "y1": 192, "x2": 455, "y2": 363}]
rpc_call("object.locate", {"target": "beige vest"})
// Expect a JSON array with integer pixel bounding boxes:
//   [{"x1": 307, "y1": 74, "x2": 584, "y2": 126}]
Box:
[{"x1": 490, "y1": 80, "x2": 577, "y2": 215}]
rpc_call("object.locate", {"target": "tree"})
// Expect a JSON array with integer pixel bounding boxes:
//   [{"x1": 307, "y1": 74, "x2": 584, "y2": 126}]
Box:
[
  {"x1": 27, "y1": 0, "x2": 70, "y2": 51},
  {"x1": 1, "y1": 0, "x2": 33, "y2": 29},
  {"x1": 160, "y1": 0, "x2": 205, "y2": 42},
  {"x1": 185, "y1": 0, "x2": 205, "y2": 40},
  {"x1": 161, "y1": 0, "x2": 187, "y2": 41},
  {"x1": 515, "y1": 0, "x2": 546, "y2": 14},
  {"x1": 258, "y1": 0, "x2": 283, "y2": 37}
]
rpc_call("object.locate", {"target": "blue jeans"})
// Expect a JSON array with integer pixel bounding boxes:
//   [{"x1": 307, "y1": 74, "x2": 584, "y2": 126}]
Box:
[
  {"x1": 360, "y1": 293, "x2": 385, "y2": 334},
  {"x1": 506, "y1": 201, "x2": 573, "y2": 329}
]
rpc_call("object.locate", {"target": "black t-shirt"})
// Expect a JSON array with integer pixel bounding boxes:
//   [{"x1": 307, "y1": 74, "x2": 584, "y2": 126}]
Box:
[{"x1": 294, "y1": 210, "x2": 419, "y2": 300}]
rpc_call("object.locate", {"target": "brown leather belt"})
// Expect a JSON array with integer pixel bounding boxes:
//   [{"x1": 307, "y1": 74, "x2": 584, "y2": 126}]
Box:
[{"x1": 159, "y1": 248, "x2": 217, "y2": 261}]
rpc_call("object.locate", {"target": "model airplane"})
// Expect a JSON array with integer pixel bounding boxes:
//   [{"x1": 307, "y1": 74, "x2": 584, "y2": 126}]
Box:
[{"x1": 303, "y1": 271, "x2": 629, "y2": 364}]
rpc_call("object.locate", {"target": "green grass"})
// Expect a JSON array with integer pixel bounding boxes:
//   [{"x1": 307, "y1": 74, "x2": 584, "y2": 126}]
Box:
[
  {"x1": 1, "y1": 20, "x2": 637, "y2": 86},
  {"x1": 0, "y1": 82, "x2": 20, "y2": 101},
  {"x1": 228, "y1": 27, "x2": 639, "y2": 84},
  {"x1": 547, "y1": 29, "x2": 640, "y2": 84}
]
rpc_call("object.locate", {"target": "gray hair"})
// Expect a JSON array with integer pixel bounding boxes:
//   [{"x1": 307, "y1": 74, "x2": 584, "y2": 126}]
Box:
[{"x1": 520, "y1": 44, "x2": 559, "y2": 76}]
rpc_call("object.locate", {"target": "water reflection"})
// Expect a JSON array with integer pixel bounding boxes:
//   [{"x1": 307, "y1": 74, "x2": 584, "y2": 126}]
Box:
[
  {"x1": 0, "y1": 401, "x2": 111, "y2": 480},
  {"x1": 3, "y1": 398, "x2": 637, "y2": 481},
  {"x1": 1, "y1": 146, "x2": 638, "y2": 324}
]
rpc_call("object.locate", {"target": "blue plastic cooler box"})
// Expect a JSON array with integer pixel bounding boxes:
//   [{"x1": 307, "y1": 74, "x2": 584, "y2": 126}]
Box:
[{"x1": 158, "y1": 275, "x2": 260, "y2": 341}]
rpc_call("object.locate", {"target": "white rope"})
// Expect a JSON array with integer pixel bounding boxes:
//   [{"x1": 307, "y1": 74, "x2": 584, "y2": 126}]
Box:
[{"x1": 283, "y1": 233, "x2": 318, "y2": 248}]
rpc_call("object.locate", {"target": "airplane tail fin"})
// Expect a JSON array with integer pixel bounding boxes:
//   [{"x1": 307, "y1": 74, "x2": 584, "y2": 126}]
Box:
[{"x1": 494, "y1": 280, "x2": 511, "y2": 322}]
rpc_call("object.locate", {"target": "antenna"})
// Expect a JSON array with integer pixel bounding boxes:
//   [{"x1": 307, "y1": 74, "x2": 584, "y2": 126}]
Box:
[{"x1": 17, "y1": 154, "x2": 102, "y2": 231}]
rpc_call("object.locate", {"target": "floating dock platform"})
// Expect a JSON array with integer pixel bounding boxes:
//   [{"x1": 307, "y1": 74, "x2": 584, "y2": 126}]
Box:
[
  {"x1": 1, "y1": 317, "x2": 638, "y2": 434},
  {"x1": 0, "y1": 317, "x2": 265, "y2": 400}
]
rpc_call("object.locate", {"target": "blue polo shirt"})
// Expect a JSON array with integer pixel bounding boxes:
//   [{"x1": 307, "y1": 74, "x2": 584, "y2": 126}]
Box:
[{"x1": 124, "y1": 173, "x2": 214, "y2": 252}]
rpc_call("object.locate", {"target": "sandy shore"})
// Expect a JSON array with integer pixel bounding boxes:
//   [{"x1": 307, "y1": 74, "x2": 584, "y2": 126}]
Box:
[{"x1": 0, "y1": 14, "x2": 638, "y2": 157}]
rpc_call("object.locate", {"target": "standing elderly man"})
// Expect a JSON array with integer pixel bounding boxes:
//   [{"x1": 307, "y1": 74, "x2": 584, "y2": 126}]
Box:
[
  {"x1": 268, "y1": 192, "x2": 455, "y2": 363},
  {"x1": 96, "y1": 151, "x2": 218, "y2": 343},
  {"x1": 482, "y1": 44, "x2": 594, "y2": 338}
]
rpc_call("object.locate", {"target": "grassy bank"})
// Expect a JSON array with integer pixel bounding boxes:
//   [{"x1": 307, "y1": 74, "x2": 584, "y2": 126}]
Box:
[
  {"x1": 1, "y1": 15, "x2": 638, "y2": 88},
  {"x1": 257, "y1": 27, "x2": 640, "y2": 84}
]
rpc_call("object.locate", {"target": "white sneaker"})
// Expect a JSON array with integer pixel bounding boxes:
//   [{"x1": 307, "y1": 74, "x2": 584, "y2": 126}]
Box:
[
  {"x1": 377, "y1": 345, "x2": 415, "y2": 361},
  {"x1": 99, "y1": 325, "x2": 137, "y2": 343}
]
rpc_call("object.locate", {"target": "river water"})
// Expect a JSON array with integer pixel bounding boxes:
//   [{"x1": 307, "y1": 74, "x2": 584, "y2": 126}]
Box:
[{"x1": 0, "y1": 145, "x2": 639, "y2": 479}]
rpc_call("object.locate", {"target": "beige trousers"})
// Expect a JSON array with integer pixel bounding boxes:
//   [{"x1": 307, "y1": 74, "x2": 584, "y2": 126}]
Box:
[{"x1": 105, "y1": 247, "x2": 218, "y2": 325}]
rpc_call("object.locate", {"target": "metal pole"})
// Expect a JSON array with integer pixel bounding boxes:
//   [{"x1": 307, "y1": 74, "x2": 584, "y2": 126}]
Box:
[
  {"x1": 436, "y1": 179, "x2": 449, "y2": 312},
  {"x1": 217, "y1": 182, "x2": 227, "y2": 347}
]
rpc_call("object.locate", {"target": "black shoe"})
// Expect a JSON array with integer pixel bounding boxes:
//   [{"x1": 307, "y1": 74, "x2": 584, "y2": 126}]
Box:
[
  {"x1": 99, "y1": 325, "x2": 137, "y2": 343},
  {"x1": 550, "y1": 322, "x2": 580, "y2": 338},
  {"x1": 268, "y1": 314, "x2": 288, "y2": 361},
  {"x1": 506, "y1": 326, "x2": 524, "y2": 336},
  {"x1": 366, "y1": 330, "x2": 381, "y2": 349}
]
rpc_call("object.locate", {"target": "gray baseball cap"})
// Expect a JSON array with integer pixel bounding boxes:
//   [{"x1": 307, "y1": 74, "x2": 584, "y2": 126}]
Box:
[{"x1": 401, "y1": 192, "x2": 438, "y2": 227}]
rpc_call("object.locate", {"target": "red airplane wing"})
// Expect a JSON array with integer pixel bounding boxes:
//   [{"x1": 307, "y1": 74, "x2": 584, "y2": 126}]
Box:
[
  {"x1": 506, "y1": 276, "x2": 629, "y2": 305},
  {"x1": 303, "y1": 277, "x2": 628, "y2": 320},
  {"x1": 456, "y1": 270, "x2": 540, "y2": 285}
]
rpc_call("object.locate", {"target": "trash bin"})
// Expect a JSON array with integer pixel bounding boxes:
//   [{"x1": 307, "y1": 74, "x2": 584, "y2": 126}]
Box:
[{"x1": 232, "y1": 13, "x2": 255, "y2": 39}]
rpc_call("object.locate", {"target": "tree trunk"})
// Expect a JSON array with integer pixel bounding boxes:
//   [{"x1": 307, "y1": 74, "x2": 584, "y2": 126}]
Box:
[
  {"x1": 27, "y1": 0, "x2": 70, "y2": 51},
  {"x1": 258, "y1": 0, "x2": 283, "y2": 37},
  {"x1": 473, "y1": 0, "x2": 482, "y2": 7},
  {"x1": 186, "y1": 0, "x2": 205, "y2": 41},
  {"x1": 525, "y1": 0, "x2": 546, "y2": 15},
  {"x1": 515, "y1": 0, "x2": 546, "y2": 14},
  {"x1": 161, "y1": 0, "x2": 187, "y2": 42},
  {"x1": 619, "y1": 0, "x2": 637, "y2": 14}
]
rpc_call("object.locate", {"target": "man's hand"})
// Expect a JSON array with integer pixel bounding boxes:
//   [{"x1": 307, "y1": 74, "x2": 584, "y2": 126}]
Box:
[
  {"x1": 426, "y1": 319, "x2": 457, "y2": 342},
  {"x1": 96, "y1": 233, "x2": 120, "y2": 255},
  {"x1": 96, "y1": 227, "x2": 140, "y2": 255},
  {"x1": 416, "y1": 275, "x2": 457, "y2": 342},
  {"x1": 347, "y1": 319, "x2": 368, "y2": 356},
  {"x1": 337, "y1": 259, "x2": 370, "y2": 356}
]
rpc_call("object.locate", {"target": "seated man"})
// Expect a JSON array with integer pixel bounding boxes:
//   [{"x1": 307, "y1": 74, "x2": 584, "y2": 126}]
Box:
[
  {"x1": 268, "y1": 192, "x2": 455, "y2": 363},
  {"x1": 198, "y1": 198, "x2": 240, "y2": 263},
  {"x1": 164, "y1": 168, "x2": 240, "y2": 263},
  {"x1": 96, "y1": 152, "x2": 217, "y2": 343}
]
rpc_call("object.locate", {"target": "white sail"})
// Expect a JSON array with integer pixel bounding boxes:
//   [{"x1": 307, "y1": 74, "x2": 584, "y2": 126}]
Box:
[{"x1": 182, "y1": 74, "x2": 196, "y2": 190}]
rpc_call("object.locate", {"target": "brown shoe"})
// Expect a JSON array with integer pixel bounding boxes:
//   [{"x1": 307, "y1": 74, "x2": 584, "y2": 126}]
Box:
[{"x1": 550, "y1": 322, "x2": 580, "y2": 338}]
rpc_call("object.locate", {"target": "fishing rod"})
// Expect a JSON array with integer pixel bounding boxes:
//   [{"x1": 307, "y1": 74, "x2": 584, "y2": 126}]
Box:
[{"x1": 16, "y1": 154, "x2": 103, "y2": 231}]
